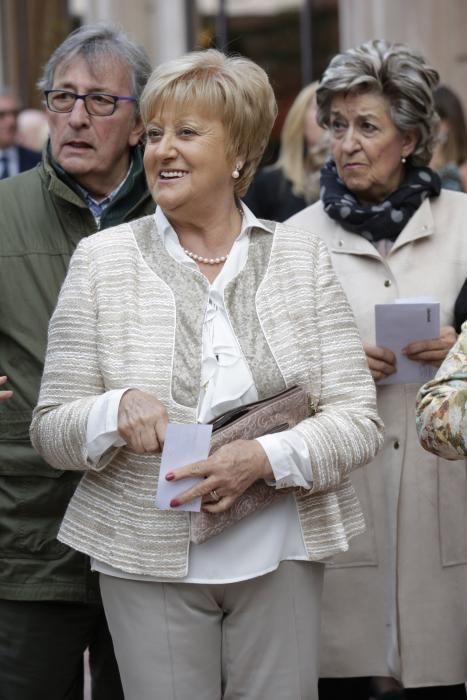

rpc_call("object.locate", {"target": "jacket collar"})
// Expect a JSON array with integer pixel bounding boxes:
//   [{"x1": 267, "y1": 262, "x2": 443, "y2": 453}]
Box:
[
  {"x1": 330, "y1": 198, "x2": 435, "y2": 258},
  {"x1": 389, "y1": 197, "x2": 434, "y2": 253},
  {"x1": 40, "y1": 141, "x2": 151, "y2": 230}
]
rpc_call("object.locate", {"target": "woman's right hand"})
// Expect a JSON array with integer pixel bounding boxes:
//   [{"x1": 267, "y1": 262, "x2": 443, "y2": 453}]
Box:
[
  {"x1": 117, "y1": 389, "x2": 168, "y2": 454},
  {"x1": 363, "y1": 342, "x2": 397, "y2": 382}
]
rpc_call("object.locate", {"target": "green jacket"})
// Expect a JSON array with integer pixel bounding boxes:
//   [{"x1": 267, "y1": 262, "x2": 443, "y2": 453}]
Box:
[{"x1": 0, "y1": 145, "x2": 155, "y2": 601}]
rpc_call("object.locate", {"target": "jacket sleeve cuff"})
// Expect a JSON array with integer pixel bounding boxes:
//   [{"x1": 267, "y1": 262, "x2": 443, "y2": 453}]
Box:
[
  {"x1": 85, "y1": 388, "x2": 132, "y2": 466},
  {"x1": 256, "y1": 430, "x2": 313, "y2": 490}
]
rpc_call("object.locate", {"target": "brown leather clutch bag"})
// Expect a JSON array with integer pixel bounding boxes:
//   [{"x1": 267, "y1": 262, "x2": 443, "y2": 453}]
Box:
[{"x1": 190, "y1": 385, "x2": 313, "y2": 544}]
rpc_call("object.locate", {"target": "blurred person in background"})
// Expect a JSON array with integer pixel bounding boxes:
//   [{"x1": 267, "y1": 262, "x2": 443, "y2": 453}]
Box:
[
  {"x1": 432, "y1": 85, "x2": 467, "y2": 335},
  {"x1": 0, "y1": 86, "x2": 41, "y2": 177},
  {"x1": 289, "y1": 40, "x2": 467, "y2": 700},
  {"x1": 16, "y1": 108, "x2": 49, "y2": 152},
  {"x1": 244, "y1": 82, "x2": 329, "y2": 220},
  {"x1": 0, "y1": 24, "x2": 154, "y2": 700},
  {"x1": 430, "y1": 84, "x2": 467, "y2": 191}
]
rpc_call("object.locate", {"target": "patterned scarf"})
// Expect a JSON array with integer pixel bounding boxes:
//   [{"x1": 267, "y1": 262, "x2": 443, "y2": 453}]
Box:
[{"x1": 320, "y1": 159, "x2": 441, "y2": 242}]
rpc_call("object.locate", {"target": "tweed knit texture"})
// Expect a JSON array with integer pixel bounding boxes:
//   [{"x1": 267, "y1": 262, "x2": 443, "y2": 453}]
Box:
[{"x1": 31, "y1": 216, "x2": 383, "y2": 577}]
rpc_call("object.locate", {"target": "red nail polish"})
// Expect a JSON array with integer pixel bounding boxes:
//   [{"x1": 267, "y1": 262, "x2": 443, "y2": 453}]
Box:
[
  {"x1": 170, "y1": 499, "x2": 180, "y2": 508},
  {"x1": 166, "y1": 472, "x2": 174, "y2": 481}
]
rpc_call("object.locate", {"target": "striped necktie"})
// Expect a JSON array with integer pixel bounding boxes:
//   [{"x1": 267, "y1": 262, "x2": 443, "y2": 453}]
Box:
[{"x1": 0, "y1": 155, "x2": 9, "y2": 179}]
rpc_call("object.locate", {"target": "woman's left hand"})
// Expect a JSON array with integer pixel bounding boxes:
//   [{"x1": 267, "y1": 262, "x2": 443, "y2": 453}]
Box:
[
  {"x1": 166, "y1": 439, "x2": 274, "y2": 513},
  {"x1": 402, "y1": 325, "x2": 457, "y2": 366}
]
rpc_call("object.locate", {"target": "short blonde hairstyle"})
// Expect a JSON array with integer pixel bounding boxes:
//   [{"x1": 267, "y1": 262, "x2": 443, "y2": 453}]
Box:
[
  {"x1": 277, "y1": 82, "x2": 328, "y2": 198},
  {"x1": 140, "y1": 49, "x2": 278, "y2": 197},
  {"x1": 317, "y1": 39, "x2": 439, "y2": 166}
]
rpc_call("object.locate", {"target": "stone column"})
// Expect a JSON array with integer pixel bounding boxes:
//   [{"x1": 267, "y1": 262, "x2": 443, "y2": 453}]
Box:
[
  {"x1": 75, "y1": 0, "x2": 189, "y2": 68},
  {"x1": 338, "y1": 0, "x2": 467, "y2": 113},
  {"x1": 0, "y1": 0, "x2": 72, "y2": 108}
]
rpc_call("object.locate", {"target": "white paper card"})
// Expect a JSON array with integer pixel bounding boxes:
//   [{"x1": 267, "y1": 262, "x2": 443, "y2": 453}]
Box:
[
  {"x1": 375, "y1": 300, "x2": 440, "y2": 385},
  {"x1": 155, "y1": 423, "x2": 213, "y2": 512},
  {"x1": 395, "y1": 296, "x2": 435, "y2": 304}
]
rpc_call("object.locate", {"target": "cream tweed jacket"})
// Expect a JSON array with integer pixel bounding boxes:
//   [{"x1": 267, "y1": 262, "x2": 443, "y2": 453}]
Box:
[{"x1": 31, "y1": 215, "x2": 383, "y2": 578}]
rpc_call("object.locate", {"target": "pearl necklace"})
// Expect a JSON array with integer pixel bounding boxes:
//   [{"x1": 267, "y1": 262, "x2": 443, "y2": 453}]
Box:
[
  {"x1": 183, "y1": 248, "x2": 228, "y2": 265},
  {"x1": 182, "y1": 206, "x2": 243, "y2": 266}
]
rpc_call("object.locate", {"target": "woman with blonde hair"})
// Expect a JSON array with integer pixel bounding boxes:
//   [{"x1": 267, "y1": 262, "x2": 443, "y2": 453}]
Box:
[
  {"x1": 31, "y1": 48, "x2": 382, "y2": 700},
  {"x1": 244, "y1": 81, "x2": 328, "y2": 220},
  {"x1": 430, "y1": 84, "x2": 467, "y2": 191}
]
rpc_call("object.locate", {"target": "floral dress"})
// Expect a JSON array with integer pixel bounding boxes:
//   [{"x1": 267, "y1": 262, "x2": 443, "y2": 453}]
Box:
[{"x1": 416, "y1": 322, "x2": 467, "y2": 458}]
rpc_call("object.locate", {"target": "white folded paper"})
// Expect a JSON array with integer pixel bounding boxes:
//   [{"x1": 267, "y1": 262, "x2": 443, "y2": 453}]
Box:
[
  {"x1": 155, "y1": 423, "x2": 212, "y2": 512},
  {"x1": 375, "y1": 298, "x2": 440, "y2": 385}
]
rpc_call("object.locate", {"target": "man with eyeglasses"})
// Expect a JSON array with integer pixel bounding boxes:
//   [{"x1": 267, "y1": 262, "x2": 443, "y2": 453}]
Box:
[
  {"x1": 0, "y1": 86, "x2": 41, "y2": 178},
  {"x1": 0, "y1": 24, "x2": 154, "y2": 700}
]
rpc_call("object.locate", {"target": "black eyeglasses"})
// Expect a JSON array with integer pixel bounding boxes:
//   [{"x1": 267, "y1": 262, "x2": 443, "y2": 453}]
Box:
[{"x1": 44, "y1": 90, "x2": 136, "y2": 117}]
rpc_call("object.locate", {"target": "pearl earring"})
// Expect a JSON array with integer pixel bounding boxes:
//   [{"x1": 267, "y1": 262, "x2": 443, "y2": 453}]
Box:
[
  {"x1": 401, "y1": 156, "x2": 407, "y2": 164},
  {"x1": 232, "y1": 163, "x2": 241, "y2": 179}
]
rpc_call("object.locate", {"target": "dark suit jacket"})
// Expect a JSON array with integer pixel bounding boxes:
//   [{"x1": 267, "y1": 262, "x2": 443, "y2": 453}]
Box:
[
  {"x1": 243, "y1": 166, "x2": 308, "y2": 222},
  {"x1": 17, "y1": 145, "x2": 41, "y2": 172}
]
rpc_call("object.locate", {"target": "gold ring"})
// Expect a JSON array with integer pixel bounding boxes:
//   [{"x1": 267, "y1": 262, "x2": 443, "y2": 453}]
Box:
[{"x1": 209, "y1": 489, "x2": 220, "y2": 502}]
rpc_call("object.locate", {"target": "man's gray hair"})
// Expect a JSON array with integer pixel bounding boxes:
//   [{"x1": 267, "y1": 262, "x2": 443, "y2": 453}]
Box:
[
  {"x1": 316, "y1": 39, "x2": 440, "y2": 166},
  {"x1": 37, "y1": 24, "x2": 152, "y2": 115}
]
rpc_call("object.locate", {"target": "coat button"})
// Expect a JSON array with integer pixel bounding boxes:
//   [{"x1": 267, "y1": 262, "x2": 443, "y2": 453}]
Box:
[
  {"x1": 384, "y1": 279, "x2": 392, "y2": 287},
  {"x1": 393, "y1": 440, "x2": 400, "y2": 449}
]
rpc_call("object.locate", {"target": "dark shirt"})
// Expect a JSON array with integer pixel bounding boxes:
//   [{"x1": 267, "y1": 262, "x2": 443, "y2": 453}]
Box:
[
  {"x1": 243, "y1": 166, "x2": 307, "y2": 221},
  {"x1": 18, "y1": 144, "x2": 41, "y2": 172}
]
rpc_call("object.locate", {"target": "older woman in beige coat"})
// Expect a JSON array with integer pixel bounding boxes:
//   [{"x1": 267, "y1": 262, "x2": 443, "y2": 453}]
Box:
[
  {"x1": 30, "y1": 49, "x2": 382, "y2": 700},
  {"x1": 289, "y1": 40, "x2": 467, "y2": 699}
]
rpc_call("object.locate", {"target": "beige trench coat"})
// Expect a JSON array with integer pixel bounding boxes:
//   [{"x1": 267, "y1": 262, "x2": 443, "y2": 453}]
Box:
[{"x1": 289, "y1": 190, "x2": 467, "y2": 687}]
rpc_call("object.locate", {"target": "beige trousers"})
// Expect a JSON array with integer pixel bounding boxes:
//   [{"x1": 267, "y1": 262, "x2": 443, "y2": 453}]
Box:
[{"x1": 100, "y1": 560, "x2": 323, "y2": 700}]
